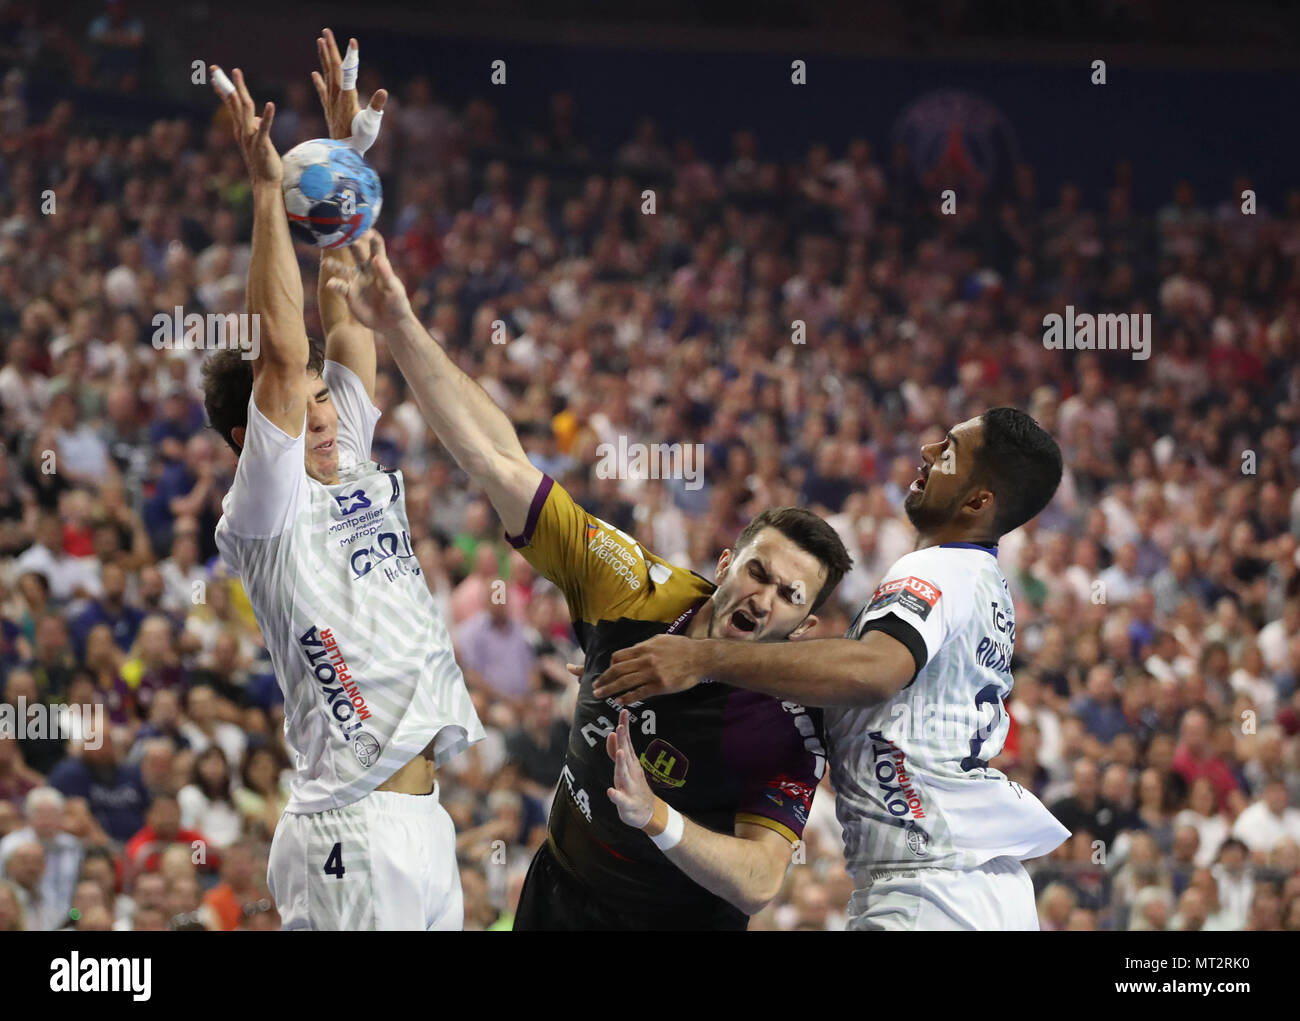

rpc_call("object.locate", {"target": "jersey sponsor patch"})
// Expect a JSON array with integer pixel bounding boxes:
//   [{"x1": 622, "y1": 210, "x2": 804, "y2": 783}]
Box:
[
  {"x1": 765, "y1": 776, "x2": 815, "y2": 826},
  {"x1": 868, "y1": 576, "x2": 942, "y2": 621}
]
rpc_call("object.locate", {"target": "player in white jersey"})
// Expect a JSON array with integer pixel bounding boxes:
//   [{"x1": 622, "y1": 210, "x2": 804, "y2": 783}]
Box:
[
  {"x1": 594, "y1": 408, "x2": 1071, "y2": 929},
  {"x1": 201, "y1": 35, "x2": 482, "y2": 930}
]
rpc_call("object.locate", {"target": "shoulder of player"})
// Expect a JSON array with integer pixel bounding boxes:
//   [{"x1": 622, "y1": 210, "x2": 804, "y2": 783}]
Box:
[
  {"x1": 871, "y1": 546, "x2": 990, "y2": 621},
  {"x1": 884, "y1": 544, "x2": 999, "y2": 589}
]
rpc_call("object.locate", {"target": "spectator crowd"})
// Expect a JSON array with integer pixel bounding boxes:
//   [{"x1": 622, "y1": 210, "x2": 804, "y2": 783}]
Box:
[{"x1": 1, "y1": 19, "x2": 1299, "y2": 932}]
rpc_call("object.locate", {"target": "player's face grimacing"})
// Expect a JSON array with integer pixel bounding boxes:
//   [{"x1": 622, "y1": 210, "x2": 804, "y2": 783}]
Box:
[
  {"x1": 708, "y1": 527, "x2": 826, "y2": 642},
  {"x1": 903, "y1": 416, "x2": 986, "y2": 532},
  {"x1": 302, "y1": 371, "x2": 341, "y2": 485}
]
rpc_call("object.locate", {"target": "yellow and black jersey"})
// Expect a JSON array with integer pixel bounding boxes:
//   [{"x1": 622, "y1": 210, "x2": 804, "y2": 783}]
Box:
[{"x1": 508, "y1": 475, "x2": 826, "y2": 926}]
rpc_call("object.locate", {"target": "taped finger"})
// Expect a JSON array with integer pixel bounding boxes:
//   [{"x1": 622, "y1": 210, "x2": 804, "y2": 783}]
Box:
[
  {"x1": 341, "y1": 39, "x2": 359, "y2": 91},
  {"x1": 211, "y1": 66, "x2": 235, "y2": 97}
]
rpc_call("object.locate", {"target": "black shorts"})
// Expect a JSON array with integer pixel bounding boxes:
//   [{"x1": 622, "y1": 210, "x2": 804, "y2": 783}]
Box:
[{"x1": 512, "y1": 841, "x2": 745, "y2": 931}]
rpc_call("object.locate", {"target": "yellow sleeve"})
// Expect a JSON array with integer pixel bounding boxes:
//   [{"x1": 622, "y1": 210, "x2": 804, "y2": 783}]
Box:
[{"x1": 506, "y1": 475, "x2": 654, "y2": 627}]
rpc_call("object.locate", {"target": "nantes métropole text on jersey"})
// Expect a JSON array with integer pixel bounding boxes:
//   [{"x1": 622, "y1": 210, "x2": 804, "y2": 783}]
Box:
[{"x1": 1041, "y1": 306, "x2": 1151, "y2": 360}]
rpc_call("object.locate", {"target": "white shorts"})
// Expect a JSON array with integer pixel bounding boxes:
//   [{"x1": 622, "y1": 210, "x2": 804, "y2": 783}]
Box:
[
  {"x1": 268, "y1": 785, "x2": 462, "y2": 931},
  {"x1": 846, "y1": 855, "x2": 1038, "y2": 931}
]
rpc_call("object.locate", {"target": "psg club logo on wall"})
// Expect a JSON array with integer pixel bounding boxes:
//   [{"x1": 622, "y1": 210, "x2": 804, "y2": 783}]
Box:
[{"x1": 892, "y1": 90, "x2": 1020, "y2": 197}]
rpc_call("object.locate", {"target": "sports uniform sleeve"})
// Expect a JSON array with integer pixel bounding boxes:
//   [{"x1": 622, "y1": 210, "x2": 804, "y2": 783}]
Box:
[
  {"x1": 218, "y1": 391, "x2": 311, "y2": 539},
  {"x1": 851, "y1": 548, "x2": 970, "y2": 680},
  {"x1": 504, "y1": 475, "x2": 649, "y2": 628},
  {"x1": 322, "y1": 359, "x2": 381, "y2": 468},
  {"x1": 733, "y1": 701, "x2": 825, "y2": 845}
]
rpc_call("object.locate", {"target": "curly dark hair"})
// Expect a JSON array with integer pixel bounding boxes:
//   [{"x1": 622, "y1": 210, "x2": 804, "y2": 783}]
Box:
[
  {"x1": 971, "y1": 407, "x2": 1064, "y2": 537},
  {"x1": 201, "y1": 341, "x2": 324, "y2": 454}
]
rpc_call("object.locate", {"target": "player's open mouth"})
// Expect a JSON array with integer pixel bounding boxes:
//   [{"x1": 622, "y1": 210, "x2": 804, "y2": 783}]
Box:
[
  {"x1": 909, "y1": 468, "x2": 928, "y2": 493},
  {"x1": 315, "y1": 439, "x2": 335, "y2": 453},
  {"x1": 730, "y1": 609, "x2": 758, "y2": 634}
]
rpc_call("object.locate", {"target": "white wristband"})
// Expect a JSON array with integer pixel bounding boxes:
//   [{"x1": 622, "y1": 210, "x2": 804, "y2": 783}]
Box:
[
  {"x1": 340, "y1": 40, "x2": 359, "y2": 91},
  {"x1": 348, "y1": 101, "x2": 383, "y2": 155},
  {"x1": 649, "y1": 805, "x2": 684, "y2": 851}
]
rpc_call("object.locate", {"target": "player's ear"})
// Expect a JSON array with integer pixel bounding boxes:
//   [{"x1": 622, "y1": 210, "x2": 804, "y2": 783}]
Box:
[
  {"x1": 231, "y1": 426, "x2": 246, "y2": 452},
  {"x1": 966, "y1": 486, "x2": 993, "y2": 515},
  {"x1": 790, "y1": 613, "x2": 819, "y2": 639},
  {"x1": 714, "y1": 547, "x2": 733, "y2": 579}
]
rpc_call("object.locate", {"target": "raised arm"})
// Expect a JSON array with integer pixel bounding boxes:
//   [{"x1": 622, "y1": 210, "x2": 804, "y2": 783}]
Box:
[
  {"x1": 312, "y1": 28, "x2": 389, "y2": 398},
  {"x1": 326, "y1": 233, "x2": 541, "y2": 535},
  {"x1": 211, "y1": 65, "x2": 309, "y2": 437}
]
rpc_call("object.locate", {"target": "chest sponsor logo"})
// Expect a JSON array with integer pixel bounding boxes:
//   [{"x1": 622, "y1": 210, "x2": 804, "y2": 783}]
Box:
[
  {"x1": 587, "y1": 518, "x2": 645, "y2": 592},
  {"x1": 299, "y1": 624, "x2": 376, "y2": 761},
  {"x1": 866, "y1": 730, "x2": 926, "y2": 820},
  {"x1": 335, "y1": 490, "x2": 372, "y2": 516},
  {"x1": 868, "y1": 576, "x2": 941, "y2": 621},
  {"x1": 350, "y1": 529, "x2": 421, "y2": 583},
  {"x1": 327, "y1": 472, "x2": 404, "y2": 554},
  {"x1": 640, "y1": 739, "x2": 689, "y2": 788}
]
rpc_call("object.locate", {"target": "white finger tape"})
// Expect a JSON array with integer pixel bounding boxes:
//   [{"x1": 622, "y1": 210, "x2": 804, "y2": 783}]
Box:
[
  {"x1": 212, "y1": 67, "x2": 235, "y2": 97},
  {"x1": 340, "y1": 41, "x2": 359, "y2": 91},
  {"x1": 348, "y1": 101, "x2": 383, "y2": 155}
]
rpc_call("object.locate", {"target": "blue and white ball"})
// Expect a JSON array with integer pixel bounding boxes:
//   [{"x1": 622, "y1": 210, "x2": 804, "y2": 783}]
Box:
[{"x1": 281, "y1": 138, "x2": 382, "y2": 249}]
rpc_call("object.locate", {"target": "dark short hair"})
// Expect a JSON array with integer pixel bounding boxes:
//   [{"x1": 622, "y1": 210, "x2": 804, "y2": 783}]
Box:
[
  {"x1": 201, "y1": 340, "x2": 324, "y2": 454},
  {"x1": 971, "y1": 407, "x2": 1063, "y2": 537},
  {"x1": 733, "y1": 507, "x2": 853, "y2": 613}
]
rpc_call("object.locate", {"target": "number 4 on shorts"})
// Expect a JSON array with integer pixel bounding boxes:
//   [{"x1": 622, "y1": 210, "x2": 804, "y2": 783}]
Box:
[{"x1": 324, "y1": 842, "x2": 345, "y2": 879}]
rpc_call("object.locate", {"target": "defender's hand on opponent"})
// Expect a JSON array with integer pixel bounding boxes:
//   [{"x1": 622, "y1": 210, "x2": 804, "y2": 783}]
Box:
[
  {"x1": 311, "y1": 27, "x2": 387, "y2": 145},
  {"x1": 605, "y1": 709, "x2": 656, "y2": 829},
  {"x1": 210, "y1": 65, "x2": 280, "y2": 185},
  {"x1": 592, "y1": 633, "x2": 705, "y2": 705},
  {"x1": 323, "y1": 231, "x2": 416, "y2": 333}
]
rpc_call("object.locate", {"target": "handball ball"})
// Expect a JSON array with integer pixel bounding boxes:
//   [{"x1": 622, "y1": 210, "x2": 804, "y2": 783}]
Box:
[{"x1": 281, "y1": 138, "x2": 382, "y2": 249}]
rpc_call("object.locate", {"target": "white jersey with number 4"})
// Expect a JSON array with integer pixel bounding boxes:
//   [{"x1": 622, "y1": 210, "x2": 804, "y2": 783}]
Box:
[
  {"x1": 215, "y1": 361, "x2": 483, "y2": 815},
  {"x1": 826, "y1": 542, "x2": 1068, "y2": 878}
]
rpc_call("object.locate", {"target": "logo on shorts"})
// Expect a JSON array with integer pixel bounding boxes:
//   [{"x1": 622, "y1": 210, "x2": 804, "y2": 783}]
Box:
[
  {"x1": 352, "y1": 731, "x2": 380, "y2": 767},
  {"x1": 905, "y1": 821, "x2": 930, "y2": 857}
]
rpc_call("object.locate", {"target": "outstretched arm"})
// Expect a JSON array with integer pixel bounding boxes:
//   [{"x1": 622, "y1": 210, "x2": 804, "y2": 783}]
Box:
[
  {"x1": 211, "y1": 65, "x2": 309, "y2": 437},
  {"x1": 312, "y1": 28, "x2": 388, "y2": 399},
  {"x1": 592, "y1": 630, "x2": 916, "y2": 708},
  {"x1": 326, "y1": 233, "x2": 540, "y2": 535}
]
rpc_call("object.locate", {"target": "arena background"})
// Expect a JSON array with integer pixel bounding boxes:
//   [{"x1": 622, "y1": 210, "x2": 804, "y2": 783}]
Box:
[{"x1": 1, "y1": 0, "x2": 1299, "y2": 932}]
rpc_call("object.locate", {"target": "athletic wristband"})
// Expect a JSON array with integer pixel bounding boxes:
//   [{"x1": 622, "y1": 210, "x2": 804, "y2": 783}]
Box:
[{"x1": 649, "y1": 805, "x2": 684, "y2": 851}]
